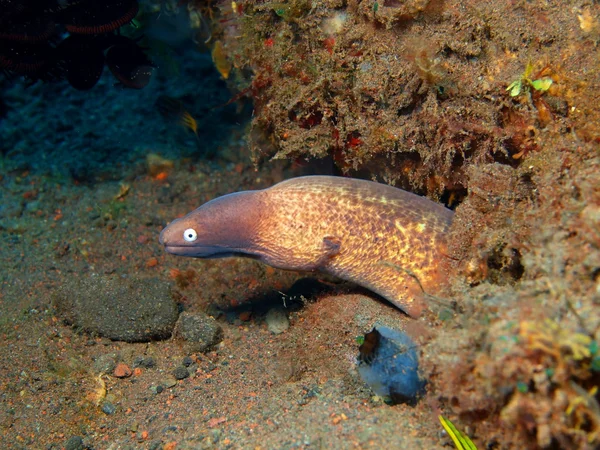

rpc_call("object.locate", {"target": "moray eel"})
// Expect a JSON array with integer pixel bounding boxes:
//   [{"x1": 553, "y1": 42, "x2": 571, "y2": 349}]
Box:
[{"x1": 159, "y1": 176, "x2": 454, "y2": 317}]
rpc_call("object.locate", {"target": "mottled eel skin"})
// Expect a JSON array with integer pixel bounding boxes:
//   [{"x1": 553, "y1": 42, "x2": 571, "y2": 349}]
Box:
[{"x1": 159, "y1": 176, "x2": 454, "y2": 317}]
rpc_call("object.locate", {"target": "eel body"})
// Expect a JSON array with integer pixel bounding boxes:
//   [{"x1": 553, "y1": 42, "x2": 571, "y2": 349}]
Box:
[{"x1": 159, "y1": 176, "x2": 454, "y2": 317}]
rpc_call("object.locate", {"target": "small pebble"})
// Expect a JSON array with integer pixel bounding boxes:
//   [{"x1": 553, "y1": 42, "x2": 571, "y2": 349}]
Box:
[
  {"x1": 101, "y1": 401, "x2": 116, "y2": 415},
  {"x1": 173, "y1": 366, "x2": 189, "y2": 380},
  {"x1": 150, "y1": 385, "x2": 164, "y2": 394},
  {"x1": 265, "y1": 308, "x2": 289, "y2": 334},
  {"x1": 182, "y1": 356, "x2": 193, "y2": 367},
  {"x1": 136, "y1": 430, "x2": 149, "y2": 442},
  {"x1": 133, "y1": 356, "x2": 156, "y2": 369},
  {"x1": 93, "y1": 353, "x2": 118, "y2": 374},
  {"x1": 113, "y1": 362, "x2": 132, "y2": 378},
  {"x1": 162, "y1": 377, "x2": 177, "y2": 388}
]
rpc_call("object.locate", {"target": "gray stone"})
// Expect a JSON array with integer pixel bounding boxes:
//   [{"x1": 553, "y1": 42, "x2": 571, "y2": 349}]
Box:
[
  {"x1": 175, "y1": 311, "x2": 223, "y2": 352},
  {"x1": 101, "y1": 401, "x2": 116, "y2": 415},
  {"x1": 173, "y1": 366, "x2": 189, "y2": 380},
  {"x1": 265, "y1": 308, "x2": 289, "y2": 334},
  {"x1": 53, "y1": 275, "x2": 179, "y2": 342}
]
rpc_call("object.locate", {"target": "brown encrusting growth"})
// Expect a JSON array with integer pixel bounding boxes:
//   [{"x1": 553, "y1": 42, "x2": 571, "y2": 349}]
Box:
[{"x1": 160, "y1": 176, "x2": 454, "y2": 317}]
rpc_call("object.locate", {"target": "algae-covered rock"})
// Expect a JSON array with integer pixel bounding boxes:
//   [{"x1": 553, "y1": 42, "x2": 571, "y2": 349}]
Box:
[{"x1": 53, "y1": 275, "x2": 179, "y2": 342}]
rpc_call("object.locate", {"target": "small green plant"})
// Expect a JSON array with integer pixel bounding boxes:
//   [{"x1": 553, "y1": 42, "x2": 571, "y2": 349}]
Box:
[
  {"x1": 506, "y1": 62, "x2": 553, "y2": 97},
  {"x1": 591, "y1": 340, "x2": 600, "y2": 372},
  {"x1": 439, "y1": 415, "x2": 478, "y2": 450}
]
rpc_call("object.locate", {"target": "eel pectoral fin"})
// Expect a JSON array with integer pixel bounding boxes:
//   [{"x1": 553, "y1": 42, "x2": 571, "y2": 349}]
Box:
[
  {"x1": 257, "y1": 235, "x2": 343, "y2": 271},
  {"x1": 306, "y1": 235, "x2": 342, "y2": 270}
]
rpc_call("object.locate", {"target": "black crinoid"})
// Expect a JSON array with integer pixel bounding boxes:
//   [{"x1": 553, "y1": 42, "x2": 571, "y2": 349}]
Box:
[{"x1": 0, "y1": 0, "x2": 154, "y2": 90}]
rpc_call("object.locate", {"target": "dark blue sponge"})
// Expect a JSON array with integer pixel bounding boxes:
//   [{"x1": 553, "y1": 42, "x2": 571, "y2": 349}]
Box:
[{"x1": 357, "y1": 324, "x2": 426, "y2": 405}]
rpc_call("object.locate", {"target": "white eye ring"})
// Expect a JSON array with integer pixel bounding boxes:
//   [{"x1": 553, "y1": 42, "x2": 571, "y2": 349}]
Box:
[{"x1": 183, "y1": 228, "x2": 198, "y2": 242}]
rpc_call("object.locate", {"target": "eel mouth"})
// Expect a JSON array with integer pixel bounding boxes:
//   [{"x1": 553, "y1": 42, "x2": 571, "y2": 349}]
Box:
[
  {"x1": 161, "y1": 242, "x2": 240, "y2": 259},
  {"x1": 162, "y1": 244, "x2": 191, "y2": 254},
  {"x1": 161, "y1": 243, "x2": 207, "y2": 257}
]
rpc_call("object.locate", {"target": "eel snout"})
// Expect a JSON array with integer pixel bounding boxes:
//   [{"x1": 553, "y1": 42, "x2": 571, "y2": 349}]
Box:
[{"x1": 160, "y1": 190, "x2": 262, "y2": 259}]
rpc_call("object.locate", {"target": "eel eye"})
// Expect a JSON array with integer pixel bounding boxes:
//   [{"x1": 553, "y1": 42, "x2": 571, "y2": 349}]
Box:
[{"x1": 183, "y1": 228, "x2": 198, "y2": 242}]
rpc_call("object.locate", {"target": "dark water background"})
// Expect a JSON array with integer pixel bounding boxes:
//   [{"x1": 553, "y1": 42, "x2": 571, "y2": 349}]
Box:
[{"x1": 1, "y1": 37, "x2": 243, "y2": 182}]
